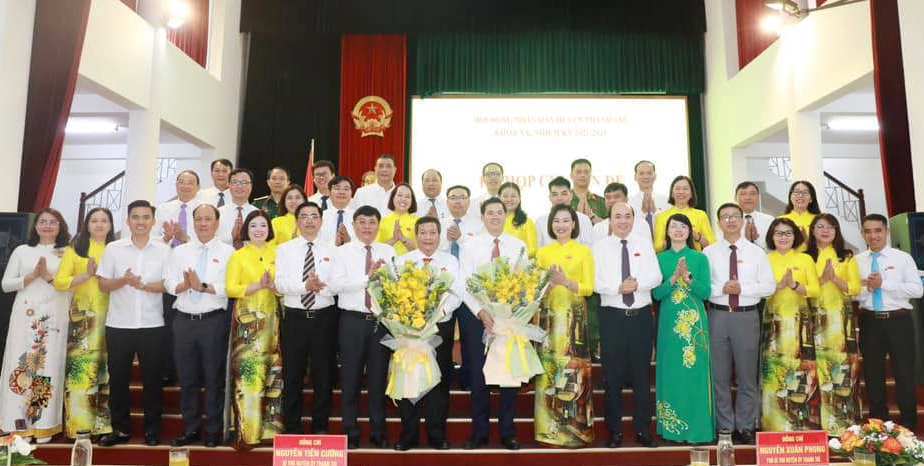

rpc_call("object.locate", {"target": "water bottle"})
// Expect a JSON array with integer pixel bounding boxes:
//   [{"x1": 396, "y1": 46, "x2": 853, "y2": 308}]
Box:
[
  {"x1": 717, "y1": 430, "x2": 735, "y2": 466},
  {"x1": 70, "y1": 431, "x2": 92, "y2": 466}
]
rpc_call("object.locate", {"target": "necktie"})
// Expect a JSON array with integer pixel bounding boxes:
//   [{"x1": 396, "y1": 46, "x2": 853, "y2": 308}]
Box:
[
  {"x1": 321, "y1": 195, "x2": 329, "y2": 211},
  {"x1": 745, "y1": 214, "x2": 755, "y2": 242},
  {"x1": 191, "y1": 244, "x2": 208, "y2": 302},
  {"x1": 233, "y1": 206, "x2": 244, "y2": 250},
  {"x1": 336, "y1": 210, "x2": 345, "y2": 232},
  {"x1": 729, "y1": 244, "x2": 739, "y2": 310},
  {"x1": 621, "y1": 239, "x2": 634, "y2": 307},
  {"x1": 217, "y1": 192, "x2": 225, "y2": 207},
  {"x1": 423, "y1": 257, "x2": 433, "y2": 265},
  {"x1": 428, "y1": 198, "x2": 438, "y2": 217},
  {"x1": 450, "y1": 218, "x2": 461, "y2": 259},
  {"x1": 491, "y1": 238, "x2": 500, "y2": 260},
  {"x1": 645, "y1": 212, "x2": 654, "y2": 235},
  {"x1": 364, "y1": 245, "x2": 373, "y2": 311},
  {"x1": 173, "y1": 203, "x2": 188, "y2": 247},
  {"x1": 871, "y1": 252, "x2": 883, "y2": 311},
  {"x1": 302, "y1": 242, "x2": 316, "y2": 310}
]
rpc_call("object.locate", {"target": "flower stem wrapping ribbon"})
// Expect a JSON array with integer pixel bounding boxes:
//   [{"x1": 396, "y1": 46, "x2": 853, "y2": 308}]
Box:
[
  {"x1": 380, "y1": 334, "x2": 443, "y2": 403},
  {"x1": 483, "y1": 315, "x2": 546, "y2": 387}
]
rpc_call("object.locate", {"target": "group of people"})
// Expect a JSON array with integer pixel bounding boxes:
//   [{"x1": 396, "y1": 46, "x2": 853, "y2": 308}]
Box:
[{"x1": 0, "y1": 154, "x2": 921, "y2": 452}]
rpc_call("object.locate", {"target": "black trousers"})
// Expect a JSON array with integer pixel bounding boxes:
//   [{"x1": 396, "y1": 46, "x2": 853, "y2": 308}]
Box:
[
  {"x1": 397, "y1": 317, "x2": 455, "y2": 444},
  {"x1": 339, "y1": 311, "x2": 391, "y2": 441},
  {"x1": 458, "y1": 305, "x2": 518, "y2": 440},
  {"x1": 106, "y1": 326, "x2": 166, "y2": 436},
  {"x1": 598, "y1": 305, "x2": 654, "y2": 436},
  {"x1": 172, "y1": 310, "x2": 229, "y2": 436},
  {"x1": 282, "y1": 305, "x2": 338, "y2": 433},
  {"x1": 162, "y1": 294, "x2": 177, "y2": 382},
  {"x1": 860, "y1": 311, "x2": 918, "y2": 428}
]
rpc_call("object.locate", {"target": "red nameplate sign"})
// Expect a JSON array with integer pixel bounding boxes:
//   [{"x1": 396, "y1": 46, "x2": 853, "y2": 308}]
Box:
[
  {"x1": 756, "y1": 431, "x2": 829, "y2": 466},
  {"x1": 273, "y1": 434, "x2": 348, "y2": 466}
]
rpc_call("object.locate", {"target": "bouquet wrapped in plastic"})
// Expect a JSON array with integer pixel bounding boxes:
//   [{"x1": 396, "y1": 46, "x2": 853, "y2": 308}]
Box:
[
  {"x1": 466, "y1": 249, "x2": 550, "y2": 387},
  {"x1": 368, "y1": 260, "x2": 454, "y2": 402}
]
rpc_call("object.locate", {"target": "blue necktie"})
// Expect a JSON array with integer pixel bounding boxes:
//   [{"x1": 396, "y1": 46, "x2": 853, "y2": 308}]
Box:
[
  {"x1": 192, "y1": 245, "x2": 208, "y2": 302},
  {"x1": 871, "y1": 252, "x2": 883, "y2": 311},
  {"x1": 450, "y1": 218, "x2": 461, "y2": 259}
]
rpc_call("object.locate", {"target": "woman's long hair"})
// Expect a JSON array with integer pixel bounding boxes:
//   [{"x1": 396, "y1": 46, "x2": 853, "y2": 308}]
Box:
[
  {"x1": 662, "y1": 213, "x2": 696, "y2": 250},
  {"x1": 27, "y1": 208, "x2": 70, "y2": 248},
  {"x1": 499, "y1": 182, "x2": 527, "y2": 228},
  {"x1": 72, "y1": 207, "x2": 116, "y2": 258},
  {"x1": 784, "y1": 180, "x2": 821, "y2": 214},
  {"x1": 805, "y1": 213, "x2": 853, "y2": 262}
]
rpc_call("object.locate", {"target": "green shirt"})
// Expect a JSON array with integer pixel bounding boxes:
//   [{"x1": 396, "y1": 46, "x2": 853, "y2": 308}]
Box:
[
  {"x1": 254, "y1": 195, "x2": 281, "y2": 219},
  {"x1": 570, "y1": 191, "x2": 608, "y2": 220}
]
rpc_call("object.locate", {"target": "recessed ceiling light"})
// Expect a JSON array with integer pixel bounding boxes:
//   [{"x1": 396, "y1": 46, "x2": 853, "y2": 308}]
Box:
[
  {"x1": 826, "y1": 115, "x2": 879, "y2": 132},
  {"x1": 66, "y1": 117, "x2": 121, "y2": 134}
]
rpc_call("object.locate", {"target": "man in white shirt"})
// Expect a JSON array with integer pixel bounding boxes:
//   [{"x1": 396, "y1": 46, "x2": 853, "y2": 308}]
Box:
[
  {"x1": 592, "y1": 182, "x2": 651, "y2": 245},
  {"x1": 735, "y1": 181, "x2": 774, "y2": 249},
  {"x1": 318, "y1": 176, "x2": 356, "y2": 247},
  {"x1": 330, "y1": 205, "x2": 396, "y2": 449},
  {"x1": 97, "y1": 200, "x2": 171, "y2": 447},
  {"x1": 628, "y1": 160, "x2": 669, "y2": 235},
  {"x1": 163, "y1": 204, "x2": 234, "y2": 448},
  {"x1": 198, "y1": 159, "x2": 233, "y2": 208},
  {"x1": 218, "y1": 168, "x2": 258, "y2": 248},
  {"x1": 464, "y1": 162, "x2": 504, "y2": 221},
  {"x1": 307, "y1": 160, "x2": 335, "y2": 211},
  {"x1": 439, "y1": 185, "x2": 482, "y2": 256},
  {"x1": 351, "y1": 154, "x2": 396, "y2": 215},
  {"x1": 703, "y1": 202, "x2": 776, "y2": 445},
  {"x1": 855, "y1": 213, "x2": 924, "y2": 429},
  {"x1": 459, "y1": 197, "x2": 527, "y2": 450},
  {"x1": 419, "y1": 169, "x2": 449, "y2": 220},
  {"x1": 536, "y1": 176, "x2": 594, "y2": 247},
  {"x1": 593, "y1": 202, "x2": 662, "y2": 448},
  {"x1": 155, "y1": 170, "x2": 203, "y2": 385},
  {"x1": 275, "y1": 201, "x2": 338, "y2": 435},
  {"x1": 394, "y1": 216, "x2": 462, "y2": 451},
  {"x1": 253, "y1": 166, "x2": 291, "y2": 219}
]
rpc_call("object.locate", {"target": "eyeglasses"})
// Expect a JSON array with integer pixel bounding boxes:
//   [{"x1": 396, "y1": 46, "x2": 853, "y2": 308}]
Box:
[
  {"x1": 230, "y1": 180, "x2": 252, "y2": 187},
  {"x1": 773, "y1": 230, "x2": 794, "y2": 237},
  {"x1": 36, "y1": 219, "x2": 59, "y2": 226},
  {"x1": 720, "y1": 215, "x2": 742, "y2": 222},
  {"x1": 792, "y1": 190, "x2": 811, "y2": 197}
]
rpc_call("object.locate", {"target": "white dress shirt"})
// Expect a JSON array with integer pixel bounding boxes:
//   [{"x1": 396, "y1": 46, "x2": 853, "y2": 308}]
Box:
[
  {"x1": 351, "y1": 183, "x2": 394, "y2": 216},
  {"x1": 628, "y1": 191, "x2": 670, "y2": 215},
  {"x1": 438, "y1": 215, "x2": 484, "y2": 255},
  {"x1": 418, "y1": 194, "x2": 449, "y2": 221},
  {"x1": 275, "y1": 236, "x2": 337, "y2": 310},
  {"x1": 98, "y1": 237, "x2": 171, "y2": 328},
  {"x1": 855, "y1": 246, "x2": 924, "y2": 311},
  {"x1": 308, "y1": 191, "x2": 331, "y2": 211},
  {"x1": 217, "y1": 202, "x2": 258, "y2": 245},
  {"x1": 703, "y1": 236, "x2": 776, "y2": 306},
  {"x1": 739, "y1": 210, "x2": 774, "y2": 250},
  {"x1": 164, "y1": 237, "x2": 234, "y2": 313},
  {"x1": 536, "y1": 211, "x2": 594, "y2": 247},
  {"x1": 591, "y1": 217, "x2": 653, "y2": 245},
  {"x1": 331, "y1": 241, "x2": 396, "y2": 313},
  {"x1": 460, "y1": 232, "x2": 529, "y2": 315},
  {"x1": 155, "y1": 197, "x2": 202, "y2": 245},
  {"x1": 592, "y1": 234, "x2": 662, "y2": 309},
  {"x1": 318, "y1": 205, "x2": 356, "y2": 248},
  {"x1": 397, "y1": 249, "x2": 463, "y2": 321},
  {"x1": 198, "y1": 186, "x2": 231, "y2": 207}
]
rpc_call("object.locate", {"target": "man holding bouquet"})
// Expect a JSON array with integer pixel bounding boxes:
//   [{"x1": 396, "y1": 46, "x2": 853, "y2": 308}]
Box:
[
  {"x1": 459, "y1": 197, "x2": 528, "y2": 450},
  {"x1": 393, "y1": 216, "x2": 463, "y2": 451}
]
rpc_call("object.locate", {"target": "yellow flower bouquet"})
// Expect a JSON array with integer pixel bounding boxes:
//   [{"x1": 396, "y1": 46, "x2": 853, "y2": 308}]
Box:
[
  {"x1": 368, "y1": 260, "x2": 455, "y2": 402},
  {"x1": 466, "y1": 250, "x2": 550, "y2": 387}
]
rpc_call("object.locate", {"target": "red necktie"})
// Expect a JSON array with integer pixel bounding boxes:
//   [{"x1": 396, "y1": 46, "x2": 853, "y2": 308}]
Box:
[
  {"x1": 423, "y1": 257, "x2": 432, "y2": 265},
  {"x1": 233, "y1": 206, "x2": 244, "y2": 250},
  {"x1": 364, "y1": 245, "x2": 372, "y2": 311},
  {"x1": 729, "y1": 244, "x2": 739, "y2": 310},
  {"x1": 491, "y1": 238, "x2": 500, "y2": 259}
]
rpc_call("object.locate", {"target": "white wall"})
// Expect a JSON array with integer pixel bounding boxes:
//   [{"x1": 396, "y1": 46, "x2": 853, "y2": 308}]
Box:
[
  {"x1": 704, "y1": 0, "x2": 876, "y2": 212},
  {"x1": 0, "y1": 0, "x2": 36, "y2": 211},
  {"x1": 899, "y1": 0, "x2": 924, "y2": 208}
]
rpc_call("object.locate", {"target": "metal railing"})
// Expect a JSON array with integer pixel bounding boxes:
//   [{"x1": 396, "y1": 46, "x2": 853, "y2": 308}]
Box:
[
  {"x1": 76, "y1": 158, "x2": 180, "y2": 228},
  {"x1": 765, "y1": 156, "x2": 867, "y2": 228}
]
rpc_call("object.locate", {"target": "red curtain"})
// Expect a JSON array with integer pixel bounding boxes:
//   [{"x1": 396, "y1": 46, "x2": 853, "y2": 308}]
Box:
[
  {"x1": 736, "y1": 0, "x2": 778, "y2": 69},
  {"x1": 338, "y1": 35, "x2": 407, "y2": 185},
  {"x1": 167, "y1": 0, "x2": 209, "y2": 67},
  {"x1": 18, "y1": 0, "x2": 92, "y2": 212},
  {"x1": 870, "y1": 0, "x2": 914, "y2": 215}
]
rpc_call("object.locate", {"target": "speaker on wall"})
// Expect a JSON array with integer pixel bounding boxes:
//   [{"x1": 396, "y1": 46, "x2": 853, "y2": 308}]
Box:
[
  {"x1": 0, "y1": 212, "x2": 35, "y2": 360},
  {"x1": 890, "y1": 212, "x2": 924, "y2": 271}
]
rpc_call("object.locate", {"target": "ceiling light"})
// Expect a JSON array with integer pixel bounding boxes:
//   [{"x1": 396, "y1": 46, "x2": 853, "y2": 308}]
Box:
[
  {"x1": 825, "y1": 115, "x2": 880, "y2": 132},
  {"x1": 66, "y1": 118, "x2": 121, "y2": 134},
  {"x1": 166, "y1": 0, "x2": 189, "y2": 29},
  {"x1": 765, "y1": 0, "x2": 802, "y2": 16}
]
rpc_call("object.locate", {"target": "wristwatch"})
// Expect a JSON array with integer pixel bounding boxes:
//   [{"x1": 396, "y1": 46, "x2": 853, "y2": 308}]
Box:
[{"x1": 200, "y1": 283, "x2": 209, "y2": 292}]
